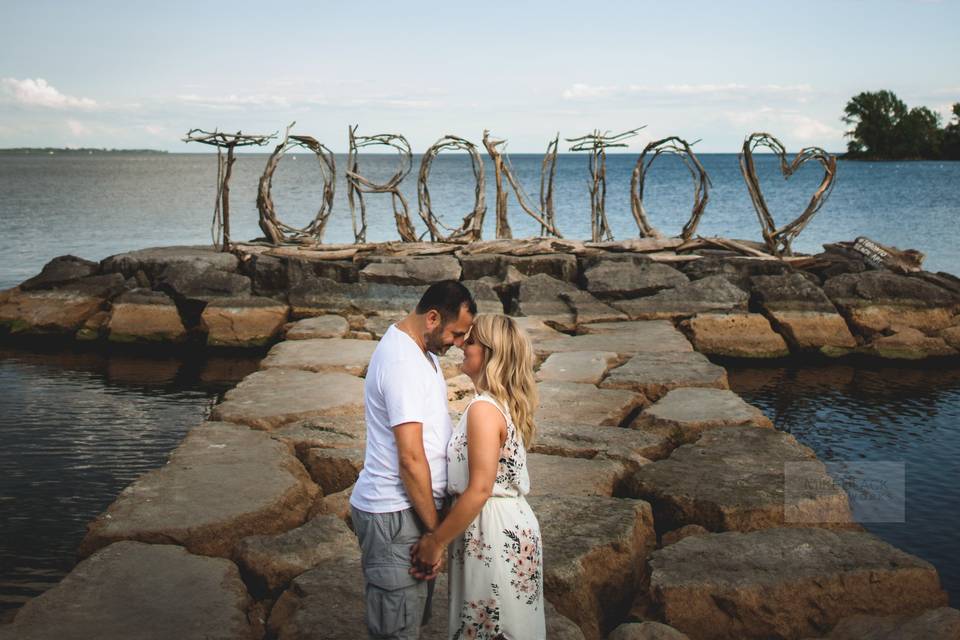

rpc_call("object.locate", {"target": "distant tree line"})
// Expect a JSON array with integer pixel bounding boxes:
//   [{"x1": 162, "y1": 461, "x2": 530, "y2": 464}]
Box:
[{"x1": 843, "y1": 90, "x2": 960, "y2": 160}]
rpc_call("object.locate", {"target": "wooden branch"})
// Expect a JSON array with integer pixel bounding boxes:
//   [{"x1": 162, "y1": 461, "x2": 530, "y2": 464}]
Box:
[
  {"x1": 346, "y1": 125, "x2": 417, "y2": 243},
  {"x1": 417, "y1": 135, "x2": 486, "y2": 242}
]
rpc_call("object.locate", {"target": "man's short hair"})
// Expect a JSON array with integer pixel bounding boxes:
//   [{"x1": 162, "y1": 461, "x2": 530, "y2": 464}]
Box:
[{"x1": 416, "y1": 280, "x2": 477, "y2": 325}]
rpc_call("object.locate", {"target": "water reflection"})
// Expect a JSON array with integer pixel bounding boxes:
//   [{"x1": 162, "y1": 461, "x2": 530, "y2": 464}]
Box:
[
  {"x1": 0, "y1": 346, "x2": 260, "y2": 615},
  {"x1": 728, "y1": 360, "x2": 960, "y2": 606}
]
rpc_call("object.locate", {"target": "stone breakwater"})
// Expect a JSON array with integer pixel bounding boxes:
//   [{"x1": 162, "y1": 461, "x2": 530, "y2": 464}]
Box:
[
  {"x1": 0, "y1": 241, "x2": 960, "y2": 640},
  {"x1": 2, "y1": 237, "x2": 960, "y2": 360}
]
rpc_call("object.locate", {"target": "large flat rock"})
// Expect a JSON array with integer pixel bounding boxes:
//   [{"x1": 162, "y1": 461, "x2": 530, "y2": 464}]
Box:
[
  {"x1": 100, "y1": 245, "x2": 240, "y2": 280},
  {"x1": 526, "y1": 453, "x2": 631, "y2": 497},
  {"x1": 358, "y1": 255, "x2": 462, "y2": 285},
  {"x1": 302, "y1": 447, "x2": 365, "y2": 495},
  {"x1": 813, "y1": 607, "x2": 960, "y2": 640},
  {"x1": 260, "y1": 338, "x2": 378, "y2": 376},
  {"x1": 648, "y1": 528, "x2": 949, "y2": 640},
  {"x1": 211, "y1": 368, "x2": 365, "y2": 430},
  {"x1": 0, "y1": 286, "x2": 109, "y2": 335},
  {"x1": 536, "y1": 320, "x2": 693, "y2": 360},
  {"x1": 18, "y1": 255, "x2": 99, "y2": 290},
  {"x1": 583, "y1": 255, "x2": 689, "y2": 299},
  {"x1": 683, "y1": 312, "x2": 791, "y2": 358},
  {"x1": 269, "y1": 416, "x2": 367, "y2": 457},
  {"x1": 612, "y1": 275, "x2": 749, "y2": 320},
  {"x1": 236, "y1": 514, "x2": 357, "y2": 592},
  {"x1": 0, "y1": 541, "x2": 255, "y2": 640},
  {"x1": 78, "y1": 422, "x2": 319, "y2": 558},
  {"x1": 516, "y1": 273, "x2": 579, "y2": 327},
  {"x1": 529, "y1": 495, "x2": 656, "y2": 640},
  {"x1": 536, "y1": 350, "x2": 620, "y2": 384},
  {"x1": 537, "y1": 381, "x2": 646, "y2": 427},
  {"x1": 632, "y1": 387, "x2": 773, "y2": 446},
  {"x1": 628, "y1": 425, "x2": 855, "y2": 534},
  {"x1": 531, "y1": 421, "x2": 670, "y2": 465},
  {"x1": 601, "y1": 350, "x2": 728, "y2": 402},
  {"x1": 284, "y1": 314, "x2": 349, "y2": 340},
  {"x1": 288, "y1": 277, "x2": 427, "y2": 318},
  {"x1": 107, "y1": 289, "x2": 187, "y2": 343},
  {"x1": 202, "y1": 295, "x2": 289, "y2": 347}
]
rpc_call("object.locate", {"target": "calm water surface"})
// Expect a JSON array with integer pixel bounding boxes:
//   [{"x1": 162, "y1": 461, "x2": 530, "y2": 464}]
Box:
[
  {"x1": 729, "y1": 362, "x2": 960, "y2": 606},
  {"x1": 0, "y1": 347, "x2": 259, "y2": 614}
]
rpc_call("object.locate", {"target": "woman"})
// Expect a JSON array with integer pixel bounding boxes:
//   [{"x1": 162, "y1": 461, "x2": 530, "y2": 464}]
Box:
[{"x1": 410, "y1": 313, "x2": 545, "y2": 639}]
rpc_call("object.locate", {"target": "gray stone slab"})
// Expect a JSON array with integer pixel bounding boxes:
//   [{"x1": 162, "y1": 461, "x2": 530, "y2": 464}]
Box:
[
  {"x1": 535, "y1": 321, "x2": 692, "y2": 360},
  {"x1": 601, "y1": 350, "x2": 728, "y2": 402},
  {"x1": 632, "y1": 387, "x2": 773, "y2": 445},
  {"x1": 536, "y1": 351, "x2": 620, "y2": 384},
  {"x1": 531, "y1": 421, "x2": 670, "y2": 465},
  {"x1": 359, "y1": 255, "x2": 461, "y2": 285},
  {"x1": 628, "y1": 425, "x2": 856, "y2": 534},
  {"x1": 0, "y1": 541, "x2": 254, "y2": 640},
  {"x1": 527, "y1": 453, "x2": 631, "y2": 497},
  {"x1": 583, "y1": 256, "x2": 689, "y2": 299},
  {"x1": 285, "y1": 314, "x2": 349, "y2": 340},
  {"x1": 649, "y1": 528, "x2": 949, "y2": 640},
  {"x1": 303, "y1": 447, "x2": 364, "y2": 495},
  {"x1": 537, "y1": 381, "x2": 646, "y2": 427},
  {"x1": 612, "y1": 275, "x2": 749, "y2": 320},
  {"x1": 817, "y1": 607, "x2": 960, "y2": 640},
  {"x1": 211, "y1": 368, "x2": 365, "y2": 430},
  {"x1": 260, "y1": 338, "x2": 377, "y2": 376},
  {"x1": 79, "y1": 422, "x2": 319, "y2": 559},
  {"x1": 529, "y1": 496, "x2": 656, "y2": 640}
]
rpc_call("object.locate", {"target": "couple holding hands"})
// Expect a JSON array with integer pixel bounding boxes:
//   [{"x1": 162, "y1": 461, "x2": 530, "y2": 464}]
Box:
[{"x1": 349, "y1": 280, "x2": 545, "y2": 639}]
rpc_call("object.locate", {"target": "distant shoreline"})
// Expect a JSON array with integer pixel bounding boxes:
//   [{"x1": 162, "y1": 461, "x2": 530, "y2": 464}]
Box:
[{"x1": 0, "y1": 148, "x2": 168, "y2": 155}]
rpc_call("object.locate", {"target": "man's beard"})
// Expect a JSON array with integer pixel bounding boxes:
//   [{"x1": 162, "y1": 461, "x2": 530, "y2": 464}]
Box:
[{"x1": 423, "y1": 325, "x2": 447, "y2": 355}]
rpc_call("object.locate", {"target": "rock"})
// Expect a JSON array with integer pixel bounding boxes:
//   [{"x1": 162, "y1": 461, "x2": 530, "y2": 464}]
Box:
[
  {"x1": 284, "y1": 314, "x2": 349, "y2": 339},
  {"x1": 510, "y1": 315, "x2": 568, "y2": 343},
  {"x1": 106, "y1": 289, "x2": 187, "y2": 343},
  {"x1": 528, "y1": 496, "x2": 656, "y2": 640},
  {"x1": 19, "y1": 255, "x2": 99, "y2": 290},
  {"x1": 613, "y1": 275, "x2": 749, "y2": 320},
  {"x1": 817, "y1": 607, "x2": 960, "y2": 640},
  {"x1": 0, "y1": 287, "x2": 106, "y2": 335},
  {"x1": 537, "y1": 321, "x2": 693, "y2": 360},
  {"x1": 439, "y1": 345, "x2": 465, "y2": 379},
  {"x1": 860, "y1": 326, "x2": 957, "y2": 359},
  {"x1": 648, "y1": 527, "x2": 948, "y2": 640},
  {"x1": 537, "y1": 381, "x2": 646, "y2": 427},
  {"x1": 941, "y1": 324, "x2": 960, "y2": 350},
  {"x1": 446, "y1": 373, "x2": 475, "y2": 414},
  {"x1": 236, "y1": 514, "x2": 357, "y2": 592},
  {"x1": 202, "y1": 296, "x2": 289, "y2": 347},
  {"x1": 600, "y1": 350, "x2": 728, "y2": 402},
  {"x1": 517, "y1": 274, "x2": 578, "y2": 327},
  {"x1": 211, "y1": 369, "x2": 365, "y2": 430},
  {"x1": 683, "y1": 312, "x2": 790, "y2": 358},
  {"x1": 156, "y1": 262, "x2": 252, "y2": 301},
  {"x1": 307, "y1": 484, "x2": 354, "y2": 523},
  {"x1": 527, "y1": 453, "x2": 631, "y2": 497},
  {"x1": 628, "y1": 426, "x2": 855, "y2": 534},
  {"x1": 583, "y1": 255, "x2": 689, "y2": 299},
  {"x1": 363, "y1": 313, "x2": 405, "y2": 339},
  {"x1": 560, "y1": 289, "x2": 628, "y2": 325},
  {"x1": 79, "y1": 422, "x2": 319, "y2": 559},
  {"x1": 461, "y1": 253, "x2": 579, "y2": 282},
  {"x1": 631, "y1": 387, "x2": 773, "y2": 446},
  {"x1": 751, "y1": 272, "x2": 857, "y2": 355},
  {"x1": 75, "y1": 309, "x2": 109, "y2": 341},
  {"x1": 531, "y1": 421, "x2": 670, "y2": 465},
  {"x1": 678, "y1": 255, "x2": 795, "y2": 291},
  {"x1": 288, "y1": 278, "x2": 426, "y2": 318},
  {"x1": 608, "y1": 621, "x2": 691, "y2": 640},
  {"x1": 302, "y1": 447, "x2": 364, "y2": 495},
  {"x1": 660, "y1": 524, "x2": 709, "y2": 547},
  {"x1": 270, "y1": 416, "x2": 367, "y2": 458},
  {"x1": 358, "y1": 255, "x2": 462, "y2": 285},
  {"x1": 460, "y1": 278, "x2": 505, "y2": 314},
  {"x1": 536, "y1": 351, "x2": 620, "y2": 384},
  {"x1": 0, "y1": 541, "x2": 254, "y2": 640},
  {"x1": 260, "y1": 338, "x2": 377, "y2": 376},
  {"x1": 546, "y1": 601, "x2": 589, "y2": 639},
  {"x1": 100, "y1": 245, "x2": 240, "y2": 281}
]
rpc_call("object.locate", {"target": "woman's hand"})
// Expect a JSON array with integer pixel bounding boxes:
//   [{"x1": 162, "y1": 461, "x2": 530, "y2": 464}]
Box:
[{"x1": 409, "y1": 533, "x2": 445, "y2": 580}]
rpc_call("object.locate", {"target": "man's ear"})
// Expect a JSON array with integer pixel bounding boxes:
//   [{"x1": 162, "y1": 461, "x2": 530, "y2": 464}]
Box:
[{"x1": 425, "y1": 309, "x2": 442, "y2": 330}]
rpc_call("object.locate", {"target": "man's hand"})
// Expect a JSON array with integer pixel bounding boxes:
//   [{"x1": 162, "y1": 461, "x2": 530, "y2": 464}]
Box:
[{"x1": 409, "y1": 534, "x2": 445, "y2": 581}]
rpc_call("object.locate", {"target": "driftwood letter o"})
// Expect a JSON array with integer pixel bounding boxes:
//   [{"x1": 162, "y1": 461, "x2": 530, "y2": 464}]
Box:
[
  {"x1": 417, "y1": 136, "x2": 486, "y2": 242},
  {"x1": 630, "y1": 136, "x2": 710, "y2": 241}
]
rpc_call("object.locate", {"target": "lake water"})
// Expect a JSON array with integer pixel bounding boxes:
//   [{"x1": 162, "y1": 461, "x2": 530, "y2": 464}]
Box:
[{"x1": 1, "y1": 153, "x2": 959, "y2": 614}]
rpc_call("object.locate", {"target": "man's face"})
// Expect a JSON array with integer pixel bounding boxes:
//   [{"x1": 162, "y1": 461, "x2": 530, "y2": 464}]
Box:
[{"x1": 423, "y1": 304, "x2": 474, "y2": 356}]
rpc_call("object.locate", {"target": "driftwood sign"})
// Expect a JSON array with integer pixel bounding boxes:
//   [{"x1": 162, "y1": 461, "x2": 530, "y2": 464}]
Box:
[{"x1": 185, "y1": 126, "x2": 838, "y2": 254}]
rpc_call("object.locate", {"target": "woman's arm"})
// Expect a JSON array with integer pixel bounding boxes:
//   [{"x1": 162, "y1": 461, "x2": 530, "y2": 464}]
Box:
[{"x1": 410, "y1": 400, "x2": 506, "y2": 573}]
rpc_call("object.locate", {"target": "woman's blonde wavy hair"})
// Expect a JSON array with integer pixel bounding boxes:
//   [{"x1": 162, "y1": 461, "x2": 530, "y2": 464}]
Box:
[{"x1": 468, "y1": 314, "x2": 538, "y2": 447}]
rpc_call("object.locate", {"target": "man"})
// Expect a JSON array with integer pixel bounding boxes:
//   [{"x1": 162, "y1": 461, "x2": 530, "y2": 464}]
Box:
[{"x1": 349, "y1": 280, "x2": 476, "y2": 639}]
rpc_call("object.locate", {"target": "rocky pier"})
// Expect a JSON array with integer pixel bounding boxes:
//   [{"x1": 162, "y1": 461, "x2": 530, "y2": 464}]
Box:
[{"x1": 2, "y1": 238, "x2": 960, "y2": 639}]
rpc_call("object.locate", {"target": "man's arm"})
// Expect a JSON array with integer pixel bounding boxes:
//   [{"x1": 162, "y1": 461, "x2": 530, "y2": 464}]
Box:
[{"x1": 394, "y1": 421, "x2": 439, "y2": 532}]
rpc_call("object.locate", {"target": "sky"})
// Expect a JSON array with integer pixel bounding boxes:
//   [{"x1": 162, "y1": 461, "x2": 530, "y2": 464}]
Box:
[{"x1": 1, "y1": 0, "x2": 958, "y2": 153}]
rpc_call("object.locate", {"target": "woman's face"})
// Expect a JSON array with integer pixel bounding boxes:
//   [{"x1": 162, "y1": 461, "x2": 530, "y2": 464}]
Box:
[{"x1": 459, "y1": 327, "x2": 486, "y2": 380}]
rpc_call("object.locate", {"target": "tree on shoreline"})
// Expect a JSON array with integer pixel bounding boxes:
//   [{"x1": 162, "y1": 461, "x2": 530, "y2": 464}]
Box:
[{"x1": 842, "y1": 90, "x2": 958, "y2": 160}]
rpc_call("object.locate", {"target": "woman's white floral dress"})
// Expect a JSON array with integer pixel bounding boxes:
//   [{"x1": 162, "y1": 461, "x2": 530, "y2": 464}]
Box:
[{"x1": 446, "y1": 393, "x2": 545, "y2": 640}]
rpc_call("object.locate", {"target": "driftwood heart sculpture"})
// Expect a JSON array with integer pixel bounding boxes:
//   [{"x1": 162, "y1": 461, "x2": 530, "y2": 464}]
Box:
[
  {"x1": 630, "y1": 136, "x2": 711, "y2": 241},
  {"x1": 738, "y1": 132, "x2": 837, "y2": 256}
]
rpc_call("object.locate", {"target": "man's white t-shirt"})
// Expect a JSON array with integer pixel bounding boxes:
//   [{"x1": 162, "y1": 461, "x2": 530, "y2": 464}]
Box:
[{"x1": 349, "y1": 324, "x2": 453, "y2": 513}]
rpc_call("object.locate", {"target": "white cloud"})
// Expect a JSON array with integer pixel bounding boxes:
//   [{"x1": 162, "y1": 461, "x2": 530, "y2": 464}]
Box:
[
  {"x1": 177, "y1": 93, "x2": 292, "y2": 110},
  {"x1": 2, "y1": 78, "x2": 97, "y2": 109},
  {"x1": 562, "y1": 82, "x2": 814, "y2": 102},
  {"x1": 723, "y1": 107, "x2": 842, "y2": 146}
]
